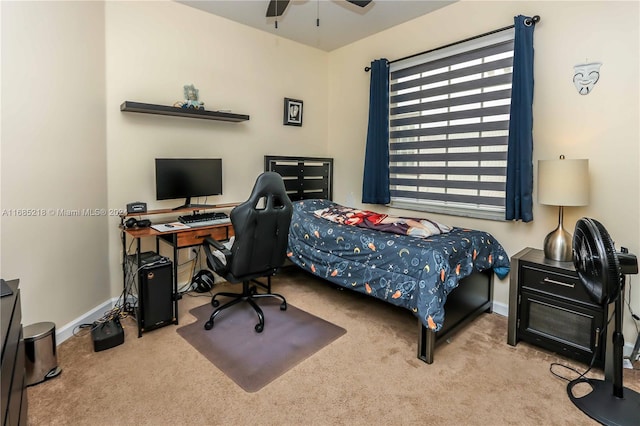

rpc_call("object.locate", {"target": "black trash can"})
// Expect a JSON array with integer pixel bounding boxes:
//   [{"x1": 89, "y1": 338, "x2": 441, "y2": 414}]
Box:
[{"x1": 24, "y1": 321, "x2": 62, "y2": 386}]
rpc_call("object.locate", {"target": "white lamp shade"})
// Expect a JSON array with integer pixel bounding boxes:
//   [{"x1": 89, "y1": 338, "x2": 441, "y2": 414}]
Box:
[{"x1": 538, "y1": 158, "x2": 589, "y2": 206}]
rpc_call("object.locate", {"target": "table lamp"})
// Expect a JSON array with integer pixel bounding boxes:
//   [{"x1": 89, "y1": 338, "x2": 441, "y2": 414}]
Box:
[{"x1": 538, "y1": 155, "x2": 589, "y2": 262}]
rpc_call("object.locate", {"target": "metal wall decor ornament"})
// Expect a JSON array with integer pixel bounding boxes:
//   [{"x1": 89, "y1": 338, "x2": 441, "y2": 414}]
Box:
[
  {"x1": 573, "y1": 62, "x2": 602, "y2": 95},
  {"x1": 283, "y1": 98, "x2": 303, "y2": 126}
]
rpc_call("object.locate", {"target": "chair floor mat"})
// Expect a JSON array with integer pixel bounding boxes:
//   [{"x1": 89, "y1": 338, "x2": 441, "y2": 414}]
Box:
[{"x1": 177, "y1": 298, "x2": 346, "y2": 392}]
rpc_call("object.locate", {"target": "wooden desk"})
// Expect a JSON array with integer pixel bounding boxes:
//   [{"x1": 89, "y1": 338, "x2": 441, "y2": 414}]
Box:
[
  {"x1": 120, "y1": 205, "x2": 236, "y2": 336},
  {"x1": 124, "y1": 222, "x2": 233, "y2": 248}
]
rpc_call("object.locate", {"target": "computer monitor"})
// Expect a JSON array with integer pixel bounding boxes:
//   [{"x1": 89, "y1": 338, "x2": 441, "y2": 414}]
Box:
[{"x1": 155, "y1": 158, "x2": 222, "y2": 209}]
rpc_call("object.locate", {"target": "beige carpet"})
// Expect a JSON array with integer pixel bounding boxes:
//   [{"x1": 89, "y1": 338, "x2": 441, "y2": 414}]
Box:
[
  {"x1": 27, "y1": 268, "x2": 639, "y2": 425},
  {"x1": 176, "y1": 299, "x2": 346, "y2": 392}
]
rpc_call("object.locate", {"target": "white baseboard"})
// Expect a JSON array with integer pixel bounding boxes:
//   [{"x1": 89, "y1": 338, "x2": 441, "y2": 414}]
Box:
[
  {"x1": 54, "y1": 296, "x2": 637, "y2": 360},
  {"x1": 55, "y1": 297, "x2": 120, "y2": 344},
  {"x1": 492, "y1": 300, "x2": 508, "y2": 317}
]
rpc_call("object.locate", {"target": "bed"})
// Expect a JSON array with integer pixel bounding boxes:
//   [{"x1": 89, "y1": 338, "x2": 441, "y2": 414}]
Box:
[{"x1": 265, "y1": 155, "x2": 510, "y2": 364}]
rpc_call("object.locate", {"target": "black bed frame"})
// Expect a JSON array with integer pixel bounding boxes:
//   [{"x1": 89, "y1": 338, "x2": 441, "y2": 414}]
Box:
[
  {"x1": 418, "y1": 270, "x2": 493, "y2": 363},
  {"x1": 265, "y1": 155, "x2": 494, "y2": 364},
  {"x1": 265, "y1": 155, "x2": 334, "y2": 200}
]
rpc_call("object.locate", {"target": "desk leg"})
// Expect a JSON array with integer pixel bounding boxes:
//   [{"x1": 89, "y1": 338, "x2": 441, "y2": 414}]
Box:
[
  {"x1": 173, "y1": 243, "x2": 179, "y2": 325},
  {"x1": 135, "y1": 237, "x2": 142, "y2": 338},
  {"x1": 121, "y1": 230, "x2": 127, "y2": 296},
  {"x1": 157, "y1": 235, "x2": 180, "y2": 326},
  {"x1": 122, "y1": 230, "x2": 142, "y2": 337}
]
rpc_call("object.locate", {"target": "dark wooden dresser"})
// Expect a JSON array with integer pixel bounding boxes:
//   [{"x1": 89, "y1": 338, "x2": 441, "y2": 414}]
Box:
[{"x1": 1, "y1": 279, "x2": 28, "y2": 425}]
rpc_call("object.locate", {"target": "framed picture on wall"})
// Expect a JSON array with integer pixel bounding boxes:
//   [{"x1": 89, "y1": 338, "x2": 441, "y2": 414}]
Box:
[{"x1": 283, "y1": 98, "x2": 303, "y2": 126}]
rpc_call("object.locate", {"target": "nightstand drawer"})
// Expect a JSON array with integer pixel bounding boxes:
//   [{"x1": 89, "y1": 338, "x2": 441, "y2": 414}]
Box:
[{"x1": 520, "y1": 263, "x2": 594, "y2": 305}]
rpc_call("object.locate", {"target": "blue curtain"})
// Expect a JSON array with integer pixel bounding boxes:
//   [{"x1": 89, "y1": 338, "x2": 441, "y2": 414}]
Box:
[
  {"x1": 362, "y1": 59, "x2": 390, "y2": 204},
  {"x1": 505, "y1": 16, "x2": 536, "y2": 222}
]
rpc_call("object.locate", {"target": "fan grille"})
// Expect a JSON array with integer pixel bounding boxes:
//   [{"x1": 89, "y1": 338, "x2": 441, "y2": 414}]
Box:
[{"x1": 572, "y1": 218, "x2": 620, "y2": 305}]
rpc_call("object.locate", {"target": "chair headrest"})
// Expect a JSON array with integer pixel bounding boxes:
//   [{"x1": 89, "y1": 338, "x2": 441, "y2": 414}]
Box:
[{"x1": 245, "y1": 172, "x2": 291, "y2": 208}]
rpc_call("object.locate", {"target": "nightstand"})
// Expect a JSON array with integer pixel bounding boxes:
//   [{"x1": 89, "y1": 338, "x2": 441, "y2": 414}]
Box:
[{"x1": 507, "y1": 247, "x2": 607, "y2": 367}]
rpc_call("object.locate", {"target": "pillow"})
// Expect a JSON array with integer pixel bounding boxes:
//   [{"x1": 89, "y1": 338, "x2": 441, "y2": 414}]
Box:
[{"x1": 314, "y1": 205, "x2": 451, "y2": 238}]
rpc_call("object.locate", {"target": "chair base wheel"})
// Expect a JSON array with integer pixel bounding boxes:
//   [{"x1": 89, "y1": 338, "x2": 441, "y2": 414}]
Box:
[{"x1": 203, "y1": 281, "x2": 287, "y2": 333}]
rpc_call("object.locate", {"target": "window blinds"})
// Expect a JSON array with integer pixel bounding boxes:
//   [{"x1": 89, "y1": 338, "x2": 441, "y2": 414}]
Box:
[{"x1": 388, "y1": 29, "x2": 515, "y2": 218}]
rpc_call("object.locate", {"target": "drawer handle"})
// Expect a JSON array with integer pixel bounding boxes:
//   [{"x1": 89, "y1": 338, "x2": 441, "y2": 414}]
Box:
[{"x1": 543, "y1": 277, "x2": 575, "y2": 288}]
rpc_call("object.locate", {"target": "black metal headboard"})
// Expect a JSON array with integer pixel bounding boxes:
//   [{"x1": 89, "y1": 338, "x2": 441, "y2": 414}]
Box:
[{"x1": 264, "y1": 156, "x2": 333, "y2": 201}]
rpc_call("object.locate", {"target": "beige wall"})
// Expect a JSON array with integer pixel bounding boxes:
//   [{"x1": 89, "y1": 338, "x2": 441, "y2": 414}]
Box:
[
  {"x1": 1, "y1": 1, "x2": 109, "y2": 326},
  {"x1": 104, "y1": 1, "x2": 329, "y2": 294},
  {"x1": 2, "y1": 0, "x2": 638, "y2": 347},
  {"x1": 1, "y1": 0, "x2": 329, "y2": 334},
  {"x1": 327, "y1": 1, "x2": 639, "y2": 340}
]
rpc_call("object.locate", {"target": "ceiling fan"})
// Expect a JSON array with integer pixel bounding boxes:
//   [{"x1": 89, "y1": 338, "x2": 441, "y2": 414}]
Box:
[{"x1": 266, "y1": 0, "x2": 373, "y2": 18}]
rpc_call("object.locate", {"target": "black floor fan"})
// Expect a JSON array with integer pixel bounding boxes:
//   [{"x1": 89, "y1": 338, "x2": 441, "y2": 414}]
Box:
[{"x1": 568, "y1": 217, "x2": 640, "y2": 425}]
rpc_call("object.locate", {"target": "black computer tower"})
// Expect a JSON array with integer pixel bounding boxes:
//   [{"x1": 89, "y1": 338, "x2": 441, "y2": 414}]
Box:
[{"x1": 136, "y1": 253, "x2": 174, "y2": 333}]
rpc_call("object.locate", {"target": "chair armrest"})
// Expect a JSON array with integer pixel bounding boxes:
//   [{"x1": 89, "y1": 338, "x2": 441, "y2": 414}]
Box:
[
  {"x1": 202, "y1": 236, "x2": 232, "y2": 273},
  {"x1": 204, "y1": 236, "x2": 226, "y2": 251}
]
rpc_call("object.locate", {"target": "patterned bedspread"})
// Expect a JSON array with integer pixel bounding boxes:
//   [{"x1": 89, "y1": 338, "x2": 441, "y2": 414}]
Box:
[
  {"x1": 313, "y1": 204, "x2": 452, "y2": 239},
  {"x1": 287, "y1": 199, "x2": 510, "y2": 331}
]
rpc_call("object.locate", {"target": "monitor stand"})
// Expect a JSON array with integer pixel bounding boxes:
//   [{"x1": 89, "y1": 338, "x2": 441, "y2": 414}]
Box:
[{"x1": 172, "y1": 197, "x2": 214, "y2": 211}]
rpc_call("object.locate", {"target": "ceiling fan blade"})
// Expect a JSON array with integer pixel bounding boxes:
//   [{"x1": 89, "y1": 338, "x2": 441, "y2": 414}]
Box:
[
  {"x1": 346, "y1": 0, "x2": 373, "y2": 7},
  {"x1": 266, "y1": 0, "x2": 291, "y2": 17}
]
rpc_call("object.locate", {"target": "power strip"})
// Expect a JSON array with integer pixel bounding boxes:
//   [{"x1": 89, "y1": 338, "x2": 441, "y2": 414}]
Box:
[{"x1": 91, "y1": 317, "x2": 124, "y2": 352}]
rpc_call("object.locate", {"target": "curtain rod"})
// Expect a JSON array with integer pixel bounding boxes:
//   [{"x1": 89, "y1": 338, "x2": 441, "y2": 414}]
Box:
[{"x1": 364, "y1": 15, "x2": 540, "y2": 72}]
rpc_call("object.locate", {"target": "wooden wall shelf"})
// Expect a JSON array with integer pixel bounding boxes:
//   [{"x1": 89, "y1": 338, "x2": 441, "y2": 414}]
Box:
[{"x1": 120, "y1": 101, "x2": 249, "y2": 122}]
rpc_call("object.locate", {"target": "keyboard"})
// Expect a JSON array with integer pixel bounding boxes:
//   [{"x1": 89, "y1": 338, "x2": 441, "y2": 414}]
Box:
[{"x1": 178, "y1": 211, "x2": 230, "y2": 227}]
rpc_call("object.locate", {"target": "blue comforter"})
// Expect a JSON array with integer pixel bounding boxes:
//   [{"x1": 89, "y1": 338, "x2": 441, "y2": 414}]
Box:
[{"x1": 287, "y1": 199, "x2": 510, "y2": 331}]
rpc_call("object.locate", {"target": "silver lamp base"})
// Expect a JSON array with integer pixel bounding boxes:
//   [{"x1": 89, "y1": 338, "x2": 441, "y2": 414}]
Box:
[{"x1": 544, "y1": 206, "x2": 573, "y2": 262}]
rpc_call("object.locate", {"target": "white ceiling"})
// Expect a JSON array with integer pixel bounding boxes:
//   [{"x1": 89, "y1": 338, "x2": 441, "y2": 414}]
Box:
[{"x1": 177, "y1": 0, "x2": 456, "y2": 52}]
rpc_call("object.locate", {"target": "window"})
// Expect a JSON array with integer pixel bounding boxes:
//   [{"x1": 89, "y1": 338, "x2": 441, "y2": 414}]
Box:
[{"x1": 388, "y1": 29, "x2": 515, "y2": 220}]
